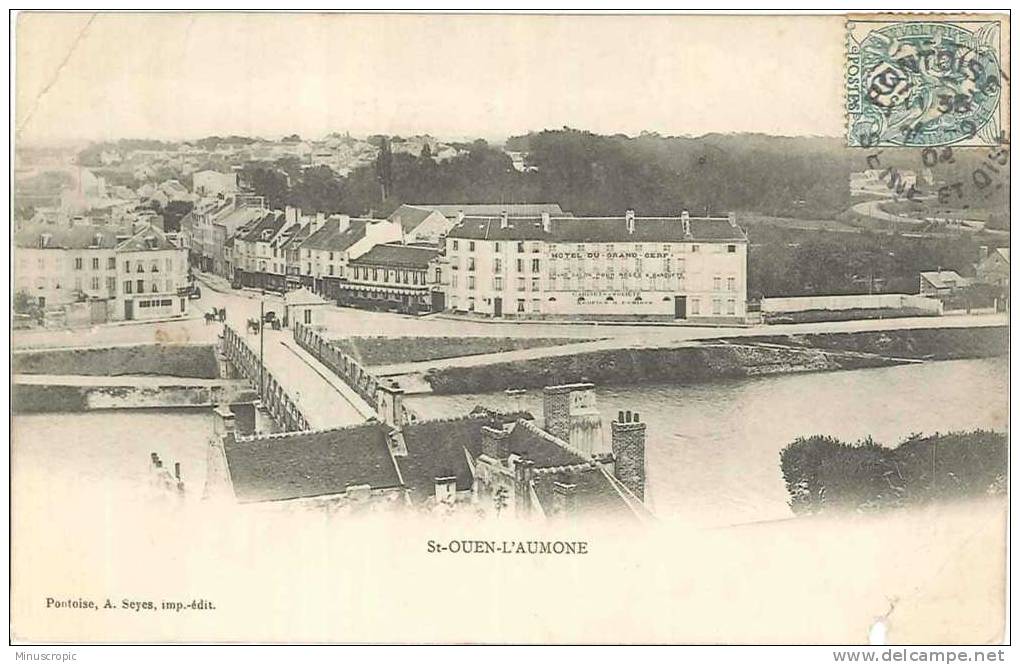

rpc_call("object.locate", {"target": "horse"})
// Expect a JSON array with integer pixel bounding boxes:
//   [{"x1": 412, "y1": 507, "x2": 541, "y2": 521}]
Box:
[
  {"x1": 246, "y1": 318, "x2": 261, "y2": 335},
  {"x1": 217, "y1": 307, "x2": 226, "y2": 322},
  {"x1": 203, "y1": 311, "x2": 217, "y2": 325}
]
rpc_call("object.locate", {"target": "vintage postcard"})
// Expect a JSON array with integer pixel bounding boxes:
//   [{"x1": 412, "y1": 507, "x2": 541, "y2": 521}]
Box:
[{"x1": 9, "y1": 11, "x2": 1011, "y2": 649}]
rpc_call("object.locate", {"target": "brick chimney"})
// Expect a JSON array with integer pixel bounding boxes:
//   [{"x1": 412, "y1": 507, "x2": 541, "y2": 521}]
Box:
[
  {"x1": 481, "y1": 425, "x2": 510, "y2": 460},
  {"x1": 611, "y1": 410, "x2": 646, "y2": 501},
  {"x1": 543, "y1": 382, "x2": 604, "y2": 456},
  {"x1": 434, "y1": 475, "x2": 457, "y2": 503},
  {"x1": 513, "y1": 458, "x2": 536, "y2": 514},
  {"x1": 552, "y1": 480, "x2": 577, "y2": 515}
]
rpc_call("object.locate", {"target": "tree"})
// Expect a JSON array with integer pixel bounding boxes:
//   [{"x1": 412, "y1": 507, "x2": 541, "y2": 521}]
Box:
[{"x1": 376, "y1": 137, "x2": 393, "y2": 201}]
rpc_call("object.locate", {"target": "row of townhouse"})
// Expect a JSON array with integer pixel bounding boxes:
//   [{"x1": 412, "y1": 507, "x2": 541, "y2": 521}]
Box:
[
  {"x1": 215, "y1": 201, "x2": 749, "y2": 323},
  {"x1": 14, "y1": 222, "x2": 190, "y2": 322}
]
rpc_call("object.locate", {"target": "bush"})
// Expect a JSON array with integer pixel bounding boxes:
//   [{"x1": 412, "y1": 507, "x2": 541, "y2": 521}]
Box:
[{"x1": 780, "y1": 430, "x2": 1006, "y2": 514}]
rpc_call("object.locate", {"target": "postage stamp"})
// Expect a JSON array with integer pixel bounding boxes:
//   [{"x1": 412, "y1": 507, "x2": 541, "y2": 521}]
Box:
[{"x1": 846, "y1": 16, "x2": 1007, "y2": 148}]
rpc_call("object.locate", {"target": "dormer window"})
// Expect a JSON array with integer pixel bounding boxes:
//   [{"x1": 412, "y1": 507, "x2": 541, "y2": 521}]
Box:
[
  {"x1": 90, "y1": 233, "x2": 103, "y2": 248},
  {"x1": 39, "y1": 233, "x2": 52, "y2": 248},
  {"x1": 144, "y1": 236, "x2": 158, "y2": 250}
]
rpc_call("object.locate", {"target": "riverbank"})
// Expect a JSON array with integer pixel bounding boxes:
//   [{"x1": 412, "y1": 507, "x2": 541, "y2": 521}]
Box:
[
  {"x1": 422, "y1": 325, "x2": 1007, "y2": 394},
  {"x1": 12, "y1": 343, "x2": 221, "y2": 379}
]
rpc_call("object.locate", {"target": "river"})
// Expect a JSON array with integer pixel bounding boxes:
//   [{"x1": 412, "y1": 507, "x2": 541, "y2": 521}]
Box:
[
  {"x1": 407, "y1": 358, "x2": 1008, "y2": 527},
  {"x1": 12, "y1": 358, "x2": 1007, "y2": 528}
]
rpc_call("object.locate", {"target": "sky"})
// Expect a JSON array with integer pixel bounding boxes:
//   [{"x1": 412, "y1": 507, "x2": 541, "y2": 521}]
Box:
[{"x1": 15, "y1": 13, "x2": 847, "y2": 145}]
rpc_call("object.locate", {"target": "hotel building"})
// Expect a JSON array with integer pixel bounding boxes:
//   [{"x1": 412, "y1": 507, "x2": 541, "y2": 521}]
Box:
[{"x1": 443, "y1": 210, "x2": 748, "y2": 322}]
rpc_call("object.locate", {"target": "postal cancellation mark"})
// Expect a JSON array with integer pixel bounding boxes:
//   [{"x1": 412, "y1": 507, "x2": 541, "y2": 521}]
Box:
[{"x1": 846, "y1": 17, "x2": 1005, "y2": 148}]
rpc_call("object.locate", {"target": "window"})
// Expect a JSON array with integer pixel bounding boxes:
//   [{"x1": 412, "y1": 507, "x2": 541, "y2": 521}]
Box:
[
  {"x1": 713, "y1": 276, "x2": 722, "y2": 291},
  {"x1": 691, "y1": 298, "x2": 700, "y2": 315},
  {"x1": 532, "y1": 258, "x2": 540, "y2": 272},
  {"x1": 372, "y1": 268, "x2": 379, "y2": 281},
  {"x1": 452, "y1": 240, "x2": 459, "y2": 251},
  {"x1": 494, "y1": 242, "x2": 501, "y2": 253},
  {"x1": 124, "y1": 281, "x2": 133, "y2": 294},
  {"x1": 517, "y1": 299, "x2": 525, "y2": 312},
  {"x1": 328, "y1": 265, "x2": 334, "y2": 276},
  {"x1": 727, "y1": 244, "x2": 737, "y2": 253},
  {"x1": 517, "y1": 242, "x2": 525, "y2": 253},
  {"x1": 467, "y1": 257, "x2": 476, "y2": 271},
  {"x1": 166, "y1": 258, "x2": 173, "y2": 271},
  {"x1": 468, "y1": 241, "x2": 475, "y2": 252},
  {"x1": 727, "y1": 299, "x2": 736, "y2": 315},
  {"x1": 451, "y1": 273, "x2": 458, "y2": 288},
  {"x1": 713, "y1": 299, "x2": 722, "y2": 315},
  {"x1": 91, "y1": 257, "x2": 100, "y2": 270},
  {"x1": 329, "y1": 252, "x2": 334, "y2": 261},
  {"x1": 494, "y1": 259, "x2": 502, "y2": 273},
  {"x1": 90, "y1": 276, "x2": 99, "y2": 290},
  {"x1": 434, "y1": 268, "x2": 441, "y2": 283},
  {"x1": 727, "y1": 277, "x2": 736, "y2": 291},
  {"x1": 691, "y1": 245, "x2": 700, "y2": 253},
  {"x1": 108, "y1": 257, "x2": 116, "y2": 270},
  {"x1": 468, "y1": 276, "x2": 476, "y2": 290},
  {"x1": 106, "y1": 277, "x2": 116, "y2": 292},
  {"x1": 304, "y1": 309, "x2": 312, "y2": 325},
  {"x1": 136, "y1": 279, "x2": 144, "y2": 293},
  {"x1": 577, "y1": 244, "x2": 585, "y2": 252},
  {"x1": 516, "y1": 259, "x2": 524, "y2": 272},
  {"x1": 531, "y1": 277, "x2": 540, "y2": 291},
  {"x1": 517, "y1": 276, "x2": 525, "y2": 291},
  {"x1": 494, "y1": 276, "x2": 503, "y2": 290},
  {"x1": 383, "y1": 271, "x2": 389, "y2": 283},
  {"x1": 74, "y1": 257, "x2": 82, "y2": 270}
]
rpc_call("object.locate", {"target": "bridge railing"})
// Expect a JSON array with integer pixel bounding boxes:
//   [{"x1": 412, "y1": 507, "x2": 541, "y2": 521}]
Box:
[{"x1": 221, "y1": 324, "x2": 310, "y2": 432}]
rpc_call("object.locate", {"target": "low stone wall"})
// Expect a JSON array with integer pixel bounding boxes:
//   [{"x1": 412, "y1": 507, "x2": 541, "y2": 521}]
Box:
[
  {"x1": 294, "y1": 321, "x2": 381, "y2": 409},
  {"x1": 221, "y1": 325, "x2": 310, "y2": 432},
  {"x1": 423, "y1": 325, "x2": 1007, "y2": 395},
  {"x1": 12, "y1": 344, "x2": 220, "y2": 379}
]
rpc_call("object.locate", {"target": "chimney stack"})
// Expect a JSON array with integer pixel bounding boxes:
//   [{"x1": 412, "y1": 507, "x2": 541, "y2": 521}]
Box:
[
  {"x1": 285, "y1": 206, "x2": 297, "y2": 225},
  {"x1": 611, "y1": 410, "x2": 647, "y2": 501},
  {"x1": 434, "y1": 475, "x2": 457, "y2": 503},
  {"x1": 500, "y1": 210, "x2": 509, "y2": 229},
  {"x1": 625, "y1": 209, "x2": 636, "y2": 235},
  {"x1": 541, "y1": 211, "x2": 551, "y2": 233},
  {"x1": 336, "y1": 214, "x2": 351, "y2": 233},
  {"x1": 314, "y1": 211, "x2": 326, "y2": 233},
  {"x1": 481, "y1": 425, "x2": 510, "y2": 460},
  {"x1": 552, "y1": 480, "x2": 577, "y2": 516}
]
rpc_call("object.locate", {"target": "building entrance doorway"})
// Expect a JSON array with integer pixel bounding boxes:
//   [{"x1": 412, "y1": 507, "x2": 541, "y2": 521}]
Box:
[{"x1": 674, "y1": 295, "x2": 687, "y2": 319}]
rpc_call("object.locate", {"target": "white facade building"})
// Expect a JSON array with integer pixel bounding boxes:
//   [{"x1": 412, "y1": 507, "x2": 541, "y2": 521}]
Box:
[{"x1": 444, "y1": 210, "x2": 748, "y2": 322}]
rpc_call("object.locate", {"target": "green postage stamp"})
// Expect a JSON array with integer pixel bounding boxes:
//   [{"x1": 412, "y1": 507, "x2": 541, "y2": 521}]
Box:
[{"x1": 846, "y1": 15, "x2": 1008, "y2": 147}]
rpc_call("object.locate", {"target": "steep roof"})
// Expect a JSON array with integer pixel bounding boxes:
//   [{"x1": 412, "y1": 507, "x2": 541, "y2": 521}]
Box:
[
  {"x1": 237, "y1": 210, "x2": 286, "y2": 243},
  {"x1": 447, "y1": 214, "x2": 747, "y2": 243},
  {"x1": 214, "y1": 205, "x2": 265, "y2": 236},
  {"x1": 14, "y1": 223, "x2": 126, "y2": 250},
  {"x1": 920, "y1": 270, "x2": 969, "y2": 289},
  {"x1": 531, "y1": 465, "x2": 646, "y2": 522},
  {"x1": 395, "y1": 411, "x2": 534, "y2": 504},
  {"x1": 299, "y1": 217, "x2": 372, "y2": 252},
  {"x1": 224, "y1": 422, "x2": 400, "y2": 503},
  {"x1": 419, "y1": 203, "x2": 566, "y2": 217},
  {"x1": 387, "y1": 204, "x2": 437, "y2": 232},
  {"x1": 115, "y1": 225, "x2": 178, "y2": 252},
  {"x1": 349, "y1": 243, "x2": 440, "y2": 269}
]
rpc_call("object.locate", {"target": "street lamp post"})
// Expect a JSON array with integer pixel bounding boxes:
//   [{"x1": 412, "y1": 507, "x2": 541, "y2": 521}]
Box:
[{"x1": 259, "y1": 292, "x2": 265, "y2": 399}]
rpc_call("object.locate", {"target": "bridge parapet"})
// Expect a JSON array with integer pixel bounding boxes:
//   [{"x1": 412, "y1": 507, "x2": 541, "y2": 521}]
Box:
[{"x1": 221, "y1": 325, "x2": 310, "y2": 432}]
